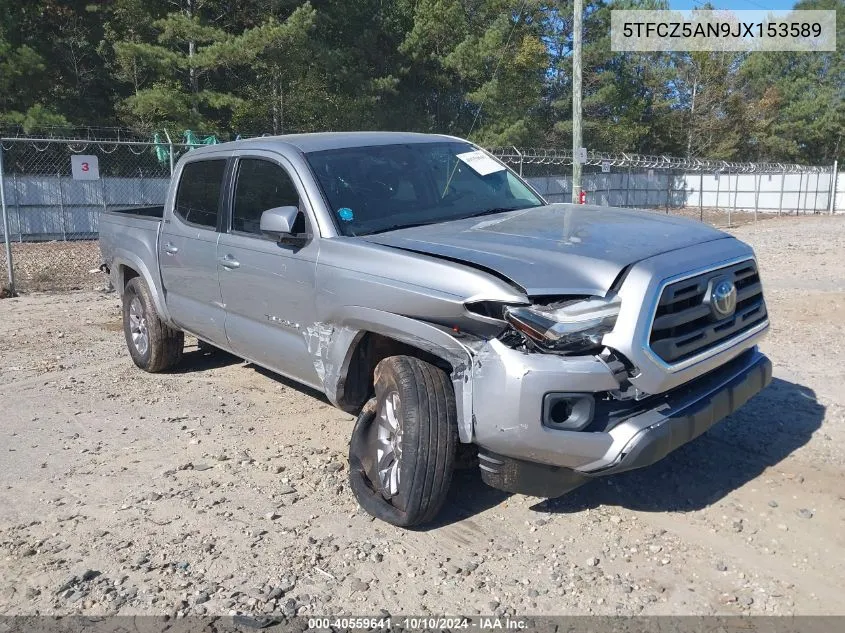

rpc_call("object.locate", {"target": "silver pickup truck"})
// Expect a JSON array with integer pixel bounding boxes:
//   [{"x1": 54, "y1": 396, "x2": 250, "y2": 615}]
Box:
[{"x1": 100, "y1": 132, "x2": 771, "y2": 527}]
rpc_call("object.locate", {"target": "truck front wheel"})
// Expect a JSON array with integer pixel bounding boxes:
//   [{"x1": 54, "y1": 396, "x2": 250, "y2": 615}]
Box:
[
  {"x1": 122, "y1": 277, "x2": 184, "y2": 372},
  {"x1": 348, "y1": 355, "x2": 457, "y2": 527}
]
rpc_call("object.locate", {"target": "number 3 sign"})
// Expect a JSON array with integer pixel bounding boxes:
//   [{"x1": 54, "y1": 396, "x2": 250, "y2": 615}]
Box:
[{"x1": 71, "y1": 155, "x2": 100, "y2": 180}]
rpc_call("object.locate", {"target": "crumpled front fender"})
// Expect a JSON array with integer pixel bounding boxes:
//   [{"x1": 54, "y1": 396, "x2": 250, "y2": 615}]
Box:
[{"x1": 305, "y1": 306, "x2": 476, "y2": 442}]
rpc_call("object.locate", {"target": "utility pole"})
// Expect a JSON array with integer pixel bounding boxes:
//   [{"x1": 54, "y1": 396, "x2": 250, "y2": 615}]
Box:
[
  {"x1": 0, "y1": 145, "x2": 15, "y2": 295},
  {"x1": 571, "y1": 0, "x2": 583, "y2": 204}
]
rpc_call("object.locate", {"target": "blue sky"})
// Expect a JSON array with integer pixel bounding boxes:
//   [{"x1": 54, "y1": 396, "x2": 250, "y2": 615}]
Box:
[{"x1": 668, "y1": 1, "x2": 797, "y2": 9}]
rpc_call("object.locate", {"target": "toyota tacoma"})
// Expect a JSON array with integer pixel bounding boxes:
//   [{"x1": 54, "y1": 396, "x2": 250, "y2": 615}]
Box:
[{"x1": 99, "y1": 132, "x2": 771, "y2": 527}]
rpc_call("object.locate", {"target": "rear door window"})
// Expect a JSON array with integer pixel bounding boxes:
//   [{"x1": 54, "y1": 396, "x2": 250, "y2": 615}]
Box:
[{"x1": 174, "y1": 159, "x2": 227, "y2": 229}]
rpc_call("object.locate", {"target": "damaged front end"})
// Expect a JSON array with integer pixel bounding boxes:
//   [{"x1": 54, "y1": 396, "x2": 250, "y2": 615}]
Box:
[
  {"x1": 501, "y1": 295, "x2": 622, "y2": 357},
  {"x1": 466, "y1": 292, "x2": 640, "y2": 402},
  {"x1": 464, "y1": 249, "x2": 772, "y2": 498},
  {"x1": 464, "y1": 291, "x2": 654, "y2": 486}
]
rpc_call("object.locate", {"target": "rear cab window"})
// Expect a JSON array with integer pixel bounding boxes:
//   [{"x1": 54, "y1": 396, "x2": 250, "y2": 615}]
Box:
[{"x1": 174, "y1": 159, "x2": 227, "y2": 229}]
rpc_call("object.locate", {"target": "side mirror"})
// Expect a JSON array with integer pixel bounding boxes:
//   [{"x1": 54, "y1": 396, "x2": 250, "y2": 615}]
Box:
[{"x1": 260, "y1": 206, "x2": 306, "y2": 243}]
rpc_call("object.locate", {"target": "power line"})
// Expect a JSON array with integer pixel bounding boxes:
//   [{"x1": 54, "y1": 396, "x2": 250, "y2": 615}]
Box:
[
  {"x1": 464, "y1": 0, "x2": 530, "y2": 140},
  {"x1": 442, "y1": 0, "x2": 529, "y2": 197}
]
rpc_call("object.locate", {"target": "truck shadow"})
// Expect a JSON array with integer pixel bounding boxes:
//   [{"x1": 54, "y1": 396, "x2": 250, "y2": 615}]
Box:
[
  {"x1": 174, "y1": 346, "x2": 335, "y2": 405},
  {"x1": 424, "y1": 467, "x2": 513, "y2": 530},
  {"x1": 173, "y1": 346, "x2": 243, "y2": 373},
  {"x1": 535, "y1": 377, "x2": 824, "y2": 515},
  {"x1": 248, "y1": 364, "x2": 334, "y2": 405}
]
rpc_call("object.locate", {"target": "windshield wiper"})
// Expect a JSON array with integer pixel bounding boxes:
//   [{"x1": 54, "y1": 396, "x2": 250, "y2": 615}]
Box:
[
  {"x1": 462, "y1": 206, "x2": 525, "y2": 219},
  {"x1": 363, "y1": 221, "x2": 436, "y2": 236}
]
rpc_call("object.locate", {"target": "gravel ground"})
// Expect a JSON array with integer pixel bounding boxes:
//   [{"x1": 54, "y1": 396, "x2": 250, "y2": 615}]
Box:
[
  {"x1": 0, "y1": 241, "x2": 102, "y2": 293},
  {"x1": 0, "y1": 215, "x2": 843, "y2": 617}
]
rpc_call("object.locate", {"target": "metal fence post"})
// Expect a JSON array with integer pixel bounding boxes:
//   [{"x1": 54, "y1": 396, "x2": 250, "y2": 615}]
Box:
[
  {"x1": 830, "y1": 160, "x2": 838, "y2": 214},
  {"x1": 778, "y1": 171, "x2": 785, "y2": 216},
  {"x1": 99, "y1": 166, "x2": 108, "y2": 236},
  {"x1": 795, "y1": 172, "x2": 810, "y2": 215},
  {"x1": 13, "y1": 172, "x2": 21, "y2": 242},
  {"x1": 0, "y1": 144, "x2": 15, "y2": 294},
  {"x1": 624, "y1": 166, "x2": 631, "y2": 207},
  {"x1": 715, "y1": 170, "x2": 721, "y2": 212},
  {"x1": 665, "y1": 170, "x2": 671, "y2": 213},
  {"x1": 58, "y1": 171, "x2": 67, "y2": 240},
  {"x1": 165, "y1": 129, "x2": 175, "y2": 176},
  {"x1": 813, "y1": 171, "x2": 820, "y2": 214},
  {"x1": 730, "y1": 171, "x2": 738, "y2": 227},
  {"x1": 798, "y1": 172, "x2": 805, "y2": 214},
  {"x1": 699, "y1": 171, "x2": 704, "y2": 221},
  {"x1": 753, "y1": 172, "x2": 760, "y2": 223},
  {"x1": 603, "y1": 171, "x2": 608, "y2": 205},
  {"x1": 100, "y1": 177, "x2": 108, "y2": 213}
]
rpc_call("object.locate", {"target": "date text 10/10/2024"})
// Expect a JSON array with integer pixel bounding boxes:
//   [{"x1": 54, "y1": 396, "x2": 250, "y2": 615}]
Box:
[{"x1": 307, "y1": 616, "x2": 528, "y2": 630}]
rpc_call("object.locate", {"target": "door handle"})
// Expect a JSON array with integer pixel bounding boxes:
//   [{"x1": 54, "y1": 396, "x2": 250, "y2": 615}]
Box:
[
  {"x1": 218, "y1": 255, "x2": 240, "y2": 270},
  {"x1": 163, "y1": 243, "x2": 178, "y2": 255}
]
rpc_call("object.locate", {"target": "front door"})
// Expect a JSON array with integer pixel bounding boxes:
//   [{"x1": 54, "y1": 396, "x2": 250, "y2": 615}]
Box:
[
  {"x1": 159, "y1": 158, "x2": 227, "y2": 344},
  {"x1": 217, "y1": 154, "x2": 322, "y2": 388}
]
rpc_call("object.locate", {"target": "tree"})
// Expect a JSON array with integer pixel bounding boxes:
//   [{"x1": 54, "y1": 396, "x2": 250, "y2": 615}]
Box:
[
  {"x1": 229, "y1": 3, "x2": 318, "y2": 134},
  {"x1": 0, "y1": 0, "x2": 840, "y2": 161},
  {"x1": 546, "y1": 0, "x2": 683, "y2": 154},
  {"x1": 400, "y1": 0, "x2": 549, "y2": 145},
  {"x1": 674, "y1": 49, "x2": 749, "y2": 159},
  {"x1": 0, "y1": 0, "x2": 89, "y2": 130},
  {"x1": 739, "y1": 0, "x2": 844, "y2": 163},
  {"x1": 0, "y1": 34, "x2": 61, "y2": 129},
  {"x1": 110, "y1": 0, "x2": 296, "y2": 132}
]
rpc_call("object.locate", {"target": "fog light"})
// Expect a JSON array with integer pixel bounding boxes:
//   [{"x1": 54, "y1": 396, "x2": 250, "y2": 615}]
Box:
[
  {"x1": 542, "y1": 393, "x2": 594, "y2": 431},
  {"x1": 549, "y1": 399, "x2": 573, "y2": 424}
]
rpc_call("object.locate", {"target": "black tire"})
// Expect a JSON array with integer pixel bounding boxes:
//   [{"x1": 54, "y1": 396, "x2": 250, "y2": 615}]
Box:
[
  {"x1": 348, "y1": 355, "x2": 457, "y2": 527},
  {"x1": 122, "y1": 277, "x2": 184, "y2": 372}
]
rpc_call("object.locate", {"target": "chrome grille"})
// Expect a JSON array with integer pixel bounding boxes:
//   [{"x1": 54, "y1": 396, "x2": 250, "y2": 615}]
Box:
[{"x1": 649, "y1": 260, "x2": 767, "y2": 364}]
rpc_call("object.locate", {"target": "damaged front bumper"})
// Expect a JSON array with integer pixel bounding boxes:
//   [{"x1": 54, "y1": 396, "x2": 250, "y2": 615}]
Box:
[{"x1": 471, "y1": 341, "x2": 772, "y2": 498}]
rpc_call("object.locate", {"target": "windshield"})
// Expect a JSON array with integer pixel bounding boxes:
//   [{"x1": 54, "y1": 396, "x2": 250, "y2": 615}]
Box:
[{"x1": 304, "y1": 141, "x2": 544, "y2": 236}]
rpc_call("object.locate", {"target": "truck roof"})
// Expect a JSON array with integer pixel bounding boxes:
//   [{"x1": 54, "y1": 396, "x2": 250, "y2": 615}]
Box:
[{"x1": 186, "y1": 131, "x2": 461, "y2": 155}]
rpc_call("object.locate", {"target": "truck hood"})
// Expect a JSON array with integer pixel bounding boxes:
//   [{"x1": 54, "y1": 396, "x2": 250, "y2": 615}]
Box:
[{"x1": 361, "y1": 203, "x2": 728, "y2": 296}]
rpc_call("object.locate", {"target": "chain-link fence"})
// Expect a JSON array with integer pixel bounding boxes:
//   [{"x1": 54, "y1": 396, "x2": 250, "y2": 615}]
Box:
[
  {"x1": 0, "y1": 137, "x2": 187, "y2": 293},
  {"x1": 491, "y1": 147, "x2": 838, "y2": 227},
  {"x1": 1, "y1": 137, "x2": 839, "y2": 294}
]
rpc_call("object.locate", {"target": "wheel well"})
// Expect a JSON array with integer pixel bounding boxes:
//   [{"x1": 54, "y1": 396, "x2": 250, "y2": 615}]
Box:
[
  {"x1": 121, "y1": 265, "x2": 139, "y2": 289},
  {"x1": 337, "y1": 332, "x2": 453, "y2": 414}
]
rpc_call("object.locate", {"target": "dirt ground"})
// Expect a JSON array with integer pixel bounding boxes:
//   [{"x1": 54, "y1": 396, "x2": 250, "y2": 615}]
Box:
[
  {"x1": 0, "y1": 240, "x2": 102, "y2": 293},
  {"x1": 0, "y1": 215, "x2": 843, "y2": 618}
]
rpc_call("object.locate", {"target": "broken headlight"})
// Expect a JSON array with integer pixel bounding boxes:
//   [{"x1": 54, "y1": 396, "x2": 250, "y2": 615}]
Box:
[{"x1": 503, "y1": 295, "x2": 621, "y2": 355}]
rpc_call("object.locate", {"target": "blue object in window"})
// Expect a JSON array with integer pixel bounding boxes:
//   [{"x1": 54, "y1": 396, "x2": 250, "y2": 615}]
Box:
[{"x1": 338, "y1": 207, "x2": 354, "y2": 221}]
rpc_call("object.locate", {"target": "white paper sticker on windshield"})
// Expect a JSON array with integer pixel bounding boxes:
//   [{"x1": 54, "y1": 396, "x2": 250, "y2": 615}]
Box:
[{"x1": 456, "y1": 150, "x2": 506, "y2": 176}]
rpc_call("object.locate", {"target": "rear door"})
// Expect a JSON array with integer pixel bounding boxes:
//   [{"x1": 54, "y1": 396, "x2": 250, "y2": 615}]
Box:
[
  {"x1": 159, "y1": 158, "x2": 228, "y2": 344},
  {"x1": 217, "y1": 152, "x2": 322, "y2": 388}
]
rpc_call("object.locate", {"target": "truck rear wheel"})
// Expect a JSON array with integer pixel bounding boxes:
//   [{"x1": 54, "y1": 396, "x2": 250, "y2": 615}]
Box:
[
  {"x1": 348, "y1": 355, "x2": 457, "y2": 527},
  {"x1": 122, "y1": 277, "x2": 184, "y2": 372}
]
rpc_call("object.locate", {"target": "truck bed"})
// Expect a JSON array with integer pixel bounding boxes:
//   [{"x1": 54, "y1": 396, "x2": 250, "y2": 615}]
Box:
[
  {"x1": 99, "y1": 205, "x2": 163, "y2": 290},
  {"x1": 104, "y1": 205, "x2": 164, "y2": 219}
]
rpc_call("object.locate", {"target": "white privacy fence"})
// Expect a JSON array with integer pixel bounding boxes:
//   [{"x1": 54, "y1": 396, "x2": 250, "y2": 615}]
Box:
[
  {"x1": 0, "y1": 175, "x2": 169, "y2": 240},
  {"x1": 491, "y1": 147, "x2": 838, "y2": 217},
  {"x1": 522, "y1": 170, "x2": 837, "y2": 214}
]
